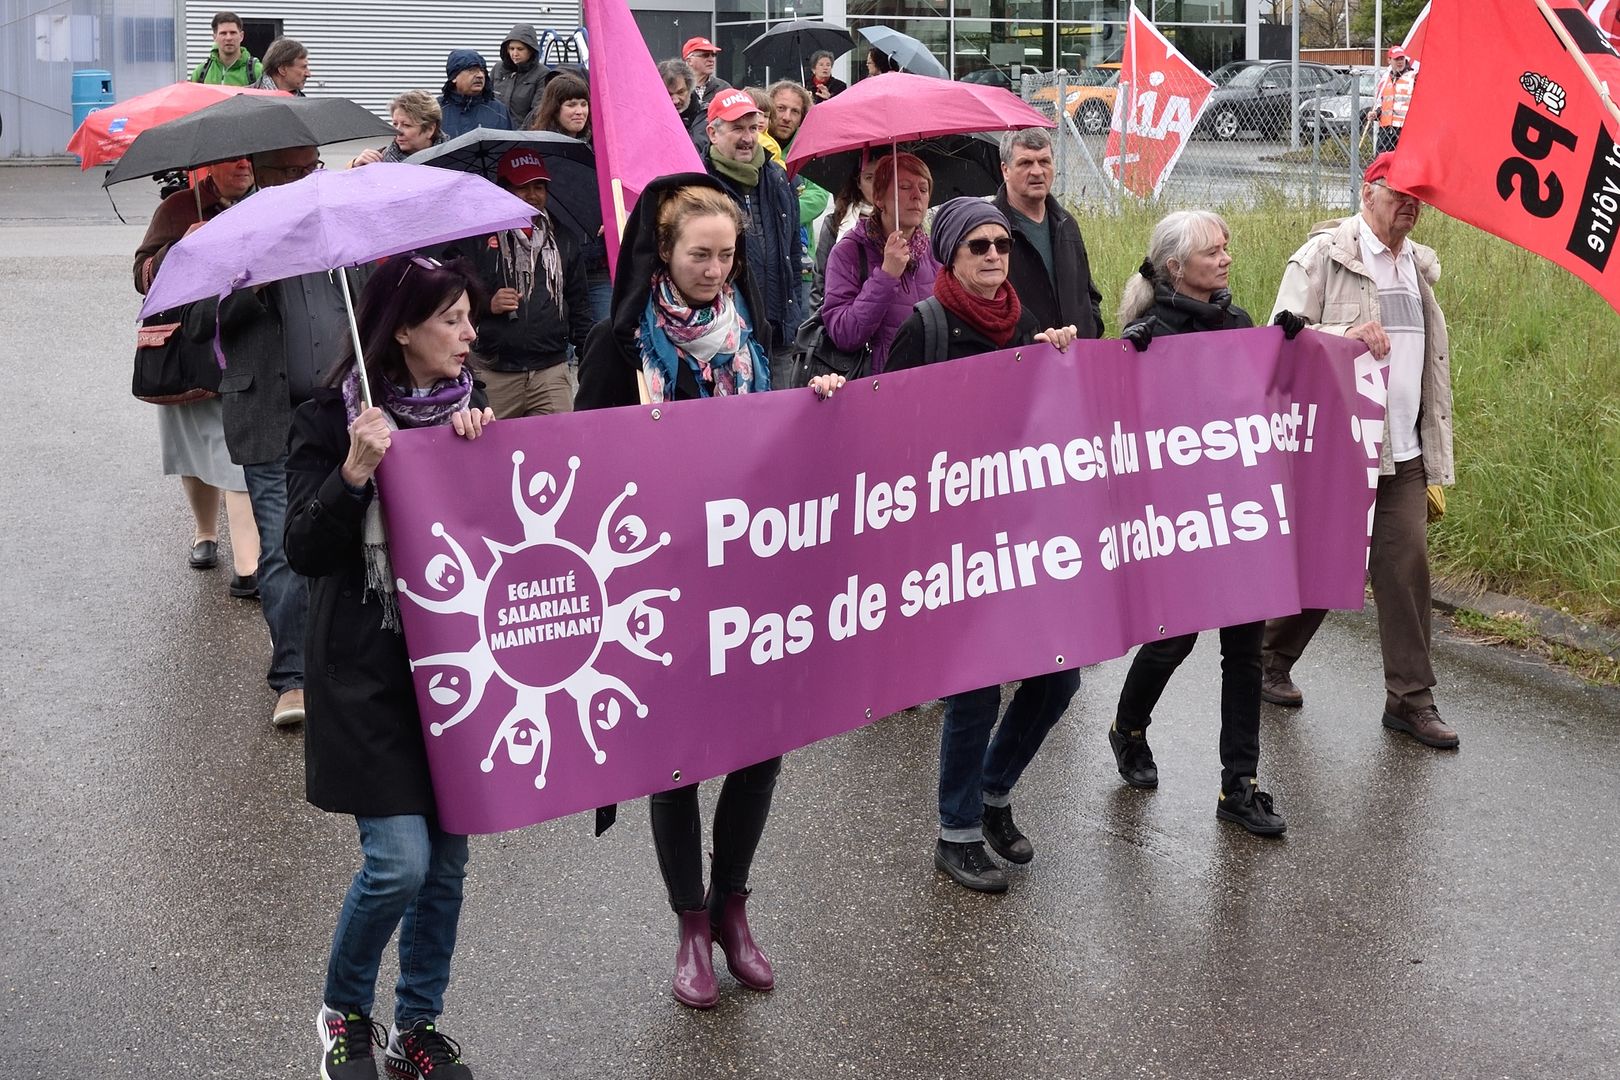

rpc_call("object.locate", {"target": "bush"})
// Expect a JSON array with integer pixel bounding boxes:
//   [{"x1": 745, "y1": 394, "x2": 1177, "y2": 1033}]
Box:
[{"x1": 1076, "y1": 202, "x2": 1620, "y2": 623}]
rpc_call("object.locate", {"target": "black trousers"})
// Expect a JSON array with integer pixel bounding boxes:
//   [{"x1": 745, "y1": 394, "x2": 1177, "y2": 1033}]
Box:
[
  {"x1": 1114, "y1": 622, "x2": 1263, "y2": 790},
  {"x1": 649, "y1": 756, "x2": 783, "y2": 913}
]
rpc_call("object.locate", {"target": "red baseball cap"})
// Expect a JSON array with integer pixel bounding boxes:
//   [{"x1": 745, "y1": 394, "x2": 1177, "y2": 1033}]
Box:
[
  {"x1": 683, "y1": 36, "x2": 721, "y2": 57},
  {"x1": 707, "y1": 89, "x2": 761, "y2": 124},
  {"x1": 498, "y1": 148, "x2": 551, "y2": 188},
  {"x1": 1388, "y1": 45, "x2": 1407, "y2": 59},
  {"x1": 1362, "y1": 151, "x2": 1413, "y2": 193}
]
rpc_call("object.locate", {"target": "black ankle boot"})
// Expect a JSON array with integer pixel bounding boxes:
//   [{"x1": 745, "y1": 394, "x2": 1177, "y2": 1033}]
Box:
[
  {"x1": 1109, "y1": 723, "x2": 1159, "y2": 788},
  {"x1": 981, "y1": 804, "x2": 1033, "y2": 864}
]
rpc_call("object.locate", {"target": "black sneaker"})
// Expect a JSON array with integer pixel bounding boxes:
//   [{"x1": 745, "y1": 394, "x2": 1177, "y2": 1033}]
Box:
[
  {"x1": 1109, "y1": 724, "x2": 1159, "y2": 789},
  {"x1": 1216, "y1": 779, "x2": 1287, "y2": 836},
  {"x1": 981, "y1": 804, "x2": 1034, "y2": 864},
  {"x1": 385, "y1": 1020, "x2": 473, "y2": 1080},
  {"x1": 317, "y1": 1005, "x2": 383, "y2": 1080},
  {"x1": 934, "y1": 839, "x2": 1009, "y2": 893}
]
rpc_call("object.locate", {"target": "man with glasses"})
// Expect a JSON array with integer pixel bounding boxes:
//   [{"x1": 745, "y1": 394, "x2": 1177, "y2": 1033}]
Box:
[
  {"x1": 1261, "y1": 153, "x2": 1459, "y2": 751},
  {"x1": 182, "y1": 143, "x2": 358, "y2": 730},
  {"x1": 682, "y1": 37, "x2": 731, "y2": 110}
]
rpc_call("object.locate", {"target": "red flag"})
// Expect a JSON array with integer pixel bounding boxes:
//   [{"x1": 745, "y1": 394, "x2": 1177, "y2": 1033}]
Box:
[
  {"x1": 1388, "y1": 0, "x2": 1620, "y2": 315},
  {"x1": 1589, "y1": 0, "x2": 1620, "y2": 43},
  {"x1": 1103, "y1": 9, "x2": 1216, "y2": 200},
  {"x1": 1400, "y1": 3, "x2": 1431, "y2": 62},
  {"x1": 582, "y1": 0, "x2": 704, "y2": 276}
]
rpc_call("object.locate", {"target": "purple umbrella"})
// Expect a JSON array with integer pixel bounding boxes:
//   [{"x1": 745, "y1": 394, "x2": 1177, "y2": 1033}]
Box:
[{"x1": 141, "y1": 162, "x2": 537, "y2": 404}]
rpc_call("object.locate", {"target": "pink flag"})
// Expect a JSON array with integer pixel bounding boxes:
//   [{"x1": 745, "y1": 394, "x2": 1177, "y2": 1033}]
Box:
[
  {"x1": 1104, "y1": 8, "x2": 1216, "y2": 200},
  {"x1": 582, "y1": 0, "x2": 704, "y2": 274}
]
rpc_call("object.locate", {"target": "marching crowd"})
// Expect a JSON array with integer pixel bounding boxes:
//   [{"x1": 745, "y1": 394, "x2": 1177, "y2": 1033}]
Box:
[{"x1": 139, "y1": 13, "x2": 1457, "y2": 1079}]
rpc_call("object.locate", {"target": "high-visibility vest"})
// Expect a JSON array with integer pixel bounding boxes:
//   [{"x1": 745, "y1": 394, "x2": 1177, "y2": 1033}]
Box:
[{"x1": 1377, "y1": 69, "x2": 1416, "y2": 128}]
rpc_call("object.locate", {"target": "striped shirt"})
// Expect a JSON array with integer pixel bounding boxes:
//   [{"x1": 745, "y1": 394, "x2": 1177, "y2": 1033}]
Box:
[{"x1": 1358, "y1": 215, "x2": 1425, "y2": 462}]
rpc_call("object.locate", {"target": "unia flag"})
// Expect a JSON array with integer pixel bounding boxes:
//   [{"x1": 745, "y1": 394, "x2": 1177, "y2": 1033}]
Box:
[
  {"x1": 1103, "y1": 8, "x2": 1216, "y2": 200},
  {"x1": 1387, "y1": 0, "x2": 1620, "y2": 315}
]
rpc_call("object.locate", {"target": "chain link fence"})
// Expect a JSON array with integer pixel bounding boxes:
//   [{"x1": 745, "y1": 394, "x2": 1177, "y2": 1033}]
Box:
[{"x1": 1019, "y1": 67, "x2": 1378, "y2": 215}]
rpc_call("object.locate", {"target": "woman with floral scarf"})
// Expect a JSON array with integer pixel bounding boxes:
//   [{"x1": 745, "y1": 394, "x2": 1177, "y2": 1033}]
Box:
[
  {"x1": 576, "y1": 174, "x2": 842, "y2": 1010},
  {"x1": 284, "y1": 254, "x2": 493, "y2": 1080}
]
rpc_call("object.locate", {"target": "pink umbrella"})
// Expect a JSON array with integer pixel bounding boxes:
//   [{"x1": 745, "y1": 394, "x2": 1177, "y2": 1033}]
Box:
[{"x1": 783, "y1": 72, "x2": 1053, "y2": 179}]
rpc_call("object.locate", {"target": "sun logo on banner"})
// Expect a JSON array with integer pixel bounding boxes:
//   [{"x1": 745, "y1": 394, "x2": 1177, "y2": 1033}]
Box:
[{"x1": 397, "y1": 452, "x2": 679, "y2": 790}]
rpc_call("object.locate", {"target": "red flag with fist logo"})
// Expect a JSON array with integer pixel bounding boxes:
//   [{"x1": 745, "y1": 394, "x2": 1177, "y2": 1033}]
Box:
[{"x1": 1388, "y1": 0, "x2": 1620, "y2": 314}]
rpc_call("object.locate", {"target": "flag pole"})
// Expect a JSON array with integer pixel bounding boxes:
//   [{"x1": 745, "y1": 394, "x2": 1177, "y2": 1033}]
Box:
[
  {"x1": 1533, "y1": 0, "x2": 1620, "y2": 130},
  {"x1": 614, "y1": 176, "x2": 652, "y2": 407}
]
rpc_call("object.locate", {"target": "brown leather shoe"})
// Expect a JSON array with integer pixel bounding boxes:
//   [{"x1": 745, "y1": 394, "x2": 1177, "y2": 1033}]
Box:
[
  {"x1": 1382, "y1": 704, "x2": 1459, "y2": 749},
  {"x1": 272, "y1": 688, "x2": 306, "y2": 729},
  {"x1": 1261, "y1": 668, "x2": 1304, "y2": 707}
]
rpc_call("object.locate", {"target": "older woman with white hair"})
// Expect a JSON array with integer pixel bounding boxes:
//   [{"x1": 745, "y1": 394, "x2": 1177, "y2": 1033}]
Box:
[{"x1": 1108, "y1": 209, "x2": 1304, "y2": 838}]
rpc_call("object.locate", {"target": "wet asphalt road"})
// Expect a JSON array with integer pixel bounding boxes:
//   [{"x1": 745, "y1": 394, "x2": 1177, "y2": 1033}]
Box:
[{"x1": 2, "y1": 165, "x2": 1618, "y2": 1080}]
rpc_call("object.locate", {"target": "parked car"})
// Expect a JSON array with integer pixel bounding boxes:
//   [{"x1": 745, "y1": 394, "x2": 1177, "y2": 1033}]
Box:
[
  {"x1": 959, "y1": 65, "x2": 1012, "y2": 89},
  {"x1": 1029, "y1": 64, "x2": 1120, "y2": 135},
  {"x1": 1196, "y1": 60, "x2": 1338, "y2": 140},
  {"x1": 1299, "y1": 66, "x2": 1380, "y2": 140}
]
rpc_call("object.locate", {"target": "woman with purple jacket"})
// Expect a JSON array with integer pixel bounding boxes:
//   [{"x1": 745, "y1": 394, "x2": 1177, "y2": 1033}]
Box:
[{"x1": 819, "y1": 153, "x2": 939, "y2": 374}]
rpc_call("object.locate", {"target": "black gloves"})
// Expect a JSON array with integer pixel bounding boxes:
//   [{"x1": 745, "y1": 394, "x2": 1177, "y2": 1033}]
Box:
[
  {"x1": 1273, "y1": 309, "x2": 1307, "y2": 340},
  {"x1": 1122, "y1": 320, "x2": 1154, "y2": 352}
]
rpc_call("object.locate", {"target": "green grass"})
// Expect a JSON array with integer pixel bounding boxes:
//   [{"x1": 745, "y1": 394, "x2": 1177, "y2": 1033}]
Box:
[{"x1": 1074, "y1": 203, "x2": 1620, "y2": 624}]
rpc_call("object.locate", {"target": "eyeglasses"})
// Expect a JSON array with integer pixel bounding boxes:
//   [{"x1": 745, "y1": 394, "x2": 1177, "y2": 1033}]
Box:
[
  {"x1": 396, "y1": 253, "x2": 442, "y2": 286},
  {"x1": 964, "y1": 237, "x2": 1013, "y2": 256},
  {"x1": 262, "y1": 159, "x2": 323, "y2": 180}
]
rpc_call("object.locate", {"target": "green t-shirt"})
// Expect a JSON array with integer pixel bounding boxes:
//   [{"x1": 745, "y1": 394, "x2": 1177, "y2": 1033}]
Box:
[{"x1": 1007, "y1": 204, "x2": 1054, "y2": 286}]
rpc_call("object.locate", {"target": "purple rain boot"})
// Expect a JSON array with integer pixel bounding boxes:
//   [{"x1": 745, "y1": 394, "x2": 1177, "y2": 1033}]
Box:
[
  {"x1": 673, "y1": 909, "x2": 719, "y2": 1009},
  {"x1": 707, "y1": 888, "x2": 775, "y2": 992}
]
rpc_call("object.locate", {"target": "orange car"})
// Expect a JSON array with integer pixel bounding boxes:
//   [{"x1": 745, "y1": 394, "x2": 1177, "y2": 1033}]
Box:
[{"x1": 1030, "y1": 64, "x2": 1120, "y2": 134}]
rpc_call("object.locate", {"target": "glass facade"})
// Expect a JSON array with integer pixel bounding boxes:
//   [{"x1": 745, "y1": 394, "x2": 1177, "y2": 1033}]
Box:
[{"x1": 714, "y1": 0, "x2": 1245, "y2": 89}]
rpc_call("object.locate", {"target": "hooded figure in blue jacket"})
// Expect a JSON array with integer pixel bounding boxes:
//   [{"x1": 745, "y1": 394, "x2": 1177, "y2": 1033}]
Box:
[{"x1": 438, "y1": 49, "x2": 514, "y2": 139}]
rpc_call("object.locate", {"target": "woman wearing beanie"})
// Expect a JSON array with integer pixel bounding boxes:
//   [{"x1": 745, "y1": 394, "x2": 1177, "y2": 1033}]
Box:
[
  {"x1": 1107, "y1": 208, "x2": 1295, "y2": 837},
  {"x1": 887, "y1": 197, "x2": 1080, "y2": 895}
]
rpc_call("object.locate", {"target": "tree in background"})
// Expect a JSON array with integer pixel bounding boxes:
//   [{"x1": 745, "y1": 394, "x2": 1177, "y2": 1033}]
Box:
[{"x1": 1352, "y1": 0, "x2": 1426, "y2": 44}]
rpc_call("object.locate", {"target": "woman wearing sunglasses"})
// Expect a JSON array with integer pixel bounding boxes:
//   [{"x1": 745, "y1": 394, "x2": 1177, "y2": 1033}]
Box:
[
  {"x1": 885, "y1": 197, "x2": 1081, "y2": 895},
  {"x1": 284, "y1": 253, "x2": 493, "y2": 1080},
  {"x1": 1106, "y1": 209, "x2": 1291, "y2": 838}
]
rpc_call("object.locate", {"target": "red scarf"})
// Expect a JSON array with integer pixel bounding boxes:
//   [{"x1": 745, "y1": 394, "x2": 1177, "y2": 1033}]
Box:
[{"x1": 934, "y1": 270, "x2": 1022, "y2": 347}]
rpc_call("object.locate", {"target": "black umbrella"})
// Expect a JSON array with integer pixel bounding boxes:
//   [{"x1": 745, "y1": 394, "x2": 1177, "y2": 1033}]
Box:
[
  {"x1": 103, "y1": 95, "x2": 393, "y2": 186},
  {"x1": 797, "y1": 133, "x2": 1005, "y2": 205},
  {"x1": 405, "y1": 128, "x2": 602, "y2": 246},
  {"x1": 743, "y1": 20, "x2": 852, "y2": 83}
]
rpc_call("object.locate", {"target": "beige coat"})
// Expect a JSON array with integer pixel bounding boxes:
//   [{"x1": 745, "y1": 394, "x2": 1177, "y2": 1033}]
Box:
[{"x1": 1271, "y1": 215, "x2": 1454, "y2": 485}]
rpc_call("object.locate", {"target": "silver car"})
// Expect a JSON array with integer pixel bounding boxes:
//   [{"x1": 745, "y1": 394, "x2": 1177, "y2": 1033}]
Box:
[{"x1": 1301, "y1": 67, "x2": 1380, "y2": 140}]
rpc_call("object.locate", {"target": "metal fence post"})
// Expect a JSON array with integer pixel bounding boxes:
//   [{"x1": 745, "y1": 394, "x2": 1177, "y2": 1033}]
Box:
[{"x1": 1349, "y1": 77, "x2": 1362, "y2": 208}]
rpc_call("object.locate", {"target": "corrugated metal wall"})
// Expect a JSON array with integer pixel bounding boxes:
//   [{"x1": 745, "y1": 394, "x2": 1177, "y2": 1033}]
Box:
[{"x1": 182, "y1": 2, "x2": 584, "y2": 117}]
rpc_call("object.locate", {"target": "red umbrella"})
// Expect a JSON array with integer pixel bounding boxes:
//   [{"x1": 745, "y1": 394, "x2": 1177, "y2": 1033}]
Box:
[
  {"x1": 783, "y1": 72, "x2": 1053, "y2": 179},
  {"x1": 67, "y1": 81, "x2": 287, "y2": 169}
]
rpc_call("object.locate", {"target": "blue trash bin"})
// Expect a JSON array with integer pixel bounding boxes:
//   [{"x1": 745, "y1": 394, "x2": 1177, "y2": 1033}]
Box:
[{"x1": 71, "y1": 69, "x2": 115, "y2": 135}]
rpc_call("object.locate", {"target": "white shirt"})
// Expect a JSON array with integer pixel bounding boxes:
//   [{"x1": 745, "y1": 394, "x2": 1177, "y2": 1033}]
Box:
[{"x1": 1358, "y1": 215, "x2": 1425, "y2": 462}]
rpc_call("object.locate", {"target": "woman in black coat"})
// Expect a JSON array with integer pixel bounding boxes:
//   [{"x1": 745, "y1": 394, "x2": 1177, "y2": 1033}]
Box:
[
  {"x1": 1107, "y1": 209, "x2": 1297, "y2": 838},
  {"x1": 886, "y1": 198, "x2": 1082, "y2": 897},
  {"x1": 577, "y1": 172, "x2": 841, "y2": 1010},
  {"x1": 285, "y1": 253, "x2": 494, "y2": 1080}
]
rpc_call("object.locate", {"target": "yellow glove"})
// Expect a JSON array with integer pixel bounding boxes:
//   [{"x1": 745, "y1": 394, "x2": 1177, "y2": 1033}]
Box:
[{"x1": 1426, "y1": 484, "x2": 1446, "y2": 523}]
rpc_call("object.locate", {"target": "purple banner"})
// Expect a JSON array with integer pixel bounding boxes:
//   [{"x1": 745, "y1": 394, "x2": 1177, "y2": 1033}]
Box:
[{"x1": 378, "y1": 328, "x2": 1386, "y2": 835}]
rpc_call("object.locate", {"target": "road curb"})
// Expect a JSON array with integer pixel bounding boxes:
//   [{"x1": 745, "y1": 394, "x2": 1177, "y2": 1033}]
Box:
[{"x1": 1433, "y1": 576, "x2": 1620, "y2": 661}]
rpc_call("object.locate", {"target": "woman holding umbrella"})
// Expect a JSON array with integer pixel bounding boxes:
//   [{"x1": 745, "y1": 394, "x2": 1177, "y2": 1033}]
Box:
[
  {"x1": 132, "y1": 156, "x2": 261, "y2": 596},
  {"x1": 576, "y1": 174, "x2": 843, "y2": 1009},
  {"x1": 1106, "y1": 209, "x2": 1291, "y2": 837},
  {"x1": 886, "y1": 198, "x2": 1080, "y2": 894},
  {"x1": 284, "y1": 253, "x2": 494, "y2": 1080},
  {"x1": 820, "y1": 151, "x2": 938, "y2": 375}
]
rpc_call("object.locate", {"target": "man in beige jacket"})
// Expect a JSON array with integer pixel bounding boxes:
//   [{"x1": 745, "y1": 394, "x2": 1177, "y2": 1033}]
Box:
[{"x1": 1262, "y1": 153, "x2": 1458, "y2": 749}]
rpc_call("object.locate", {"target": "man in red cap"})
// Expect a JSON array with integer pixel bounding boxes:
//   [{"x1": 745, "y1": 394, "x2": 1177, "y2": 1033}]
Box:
[
  {"x1": 1261, "y1": 154, "x2": 1458, "y2": 751},
  {"x1": 1363, "y1": 45, "x2": 1416, "y2": 154},
  {"x1": 446, "y1": 148, "x2": 592, "y2": 418},
  {"x1": 682, "y1": 36, "x2": 731, "y2": 113},
  {"x1": 703, "y1": 89, "x2": 804, "y2": 388}
]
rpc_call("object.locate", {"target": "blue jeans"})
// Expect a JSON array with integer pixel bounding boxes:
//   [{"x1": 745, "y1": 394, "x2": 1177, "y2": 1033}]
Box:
[
  {"x1": 938, "y1": 670, "x2": 1082, "y2": 841},
  {"x1": 243, "y1": 455, "x2": 308, "y2": 694},
  {"x1": 586, "y1": 276, "x2": 612, "y2": 323},
  {"x1": 324, "y1": 815, "x2": 470, "y2": 1025}
]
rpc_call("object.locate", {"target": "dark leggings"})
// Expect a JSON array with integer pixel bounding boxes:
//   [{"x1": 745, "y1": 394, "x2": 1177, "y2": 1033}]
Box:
[
  {"x1": 1115, "y1": 622, "x2": 1263, "y2": 790},
  {"x1": 649, "y1": 756, "x2": 783, "y2": 913}
]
